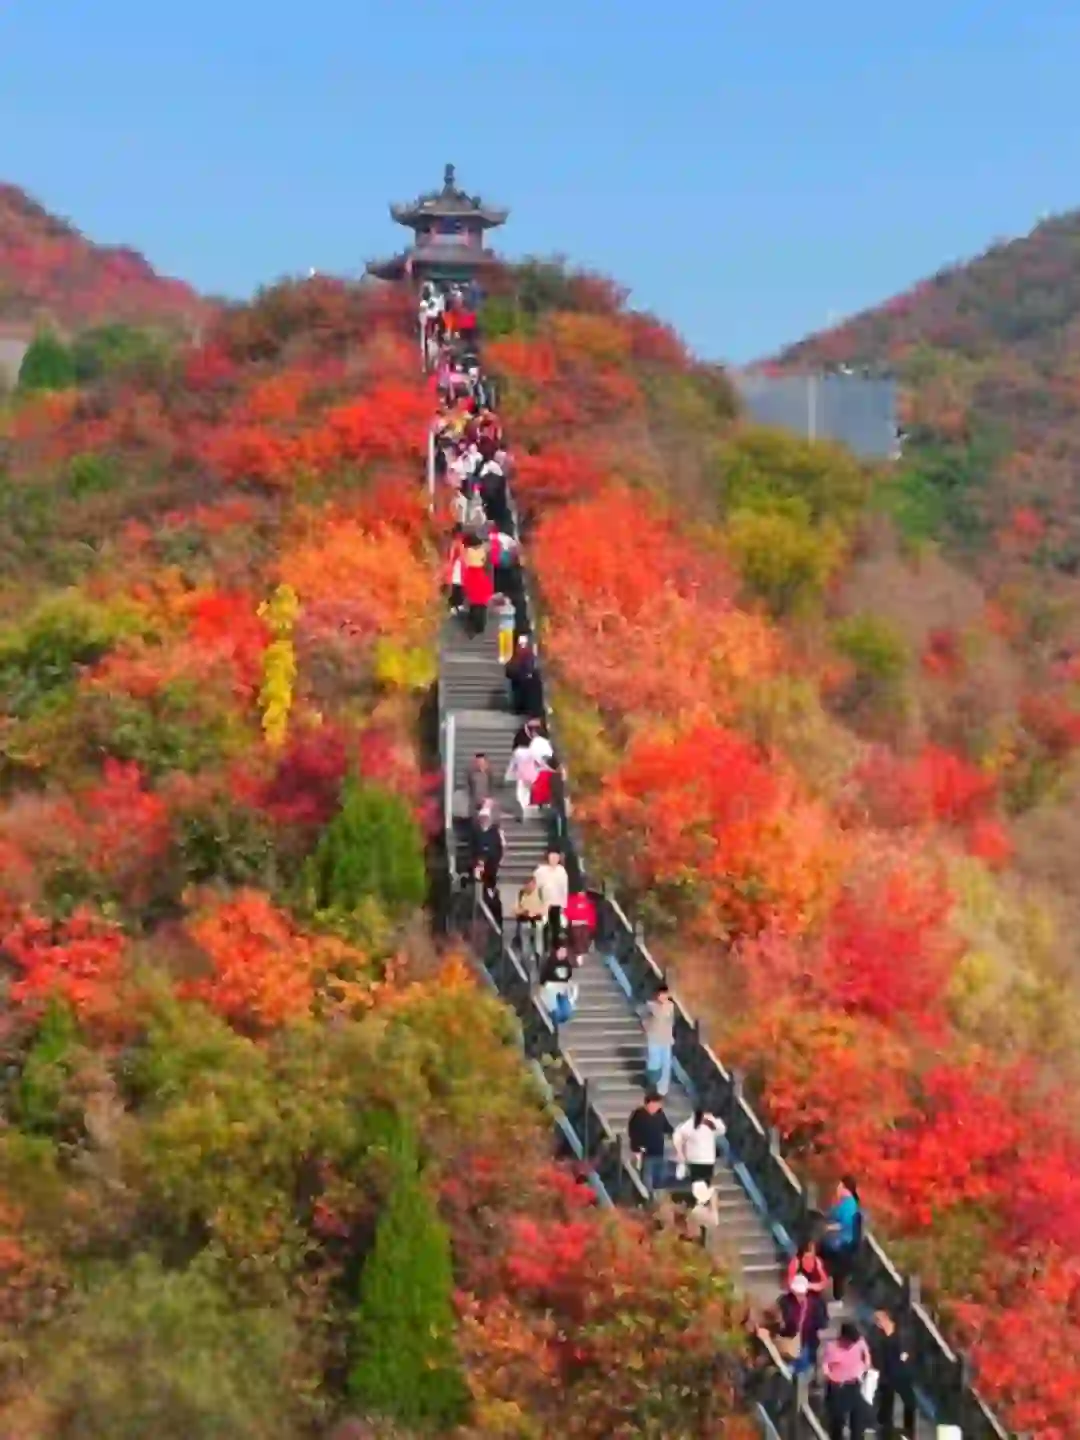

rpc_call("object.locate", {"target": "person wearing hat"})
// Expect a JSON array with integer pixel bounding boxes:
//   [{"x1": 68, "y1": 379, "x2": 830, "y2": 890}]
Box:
[{"x1": 774, "y1": 1269, "x2": 827, "y2": 1376}]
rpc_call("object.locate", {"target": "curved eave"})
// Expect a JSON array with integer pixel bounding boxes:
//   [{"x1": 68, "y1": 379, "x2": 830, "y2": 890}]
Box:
[{"x1": 389, "y1": 202, "x2": 509, "y2": 228}]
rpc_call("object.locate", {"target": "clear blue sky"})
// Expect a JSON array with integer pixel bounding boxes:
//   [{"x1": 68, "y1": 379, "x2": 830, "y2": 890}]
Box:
[{"x1": 3, "y1": 0, "x2": 1080, "y2": 363}]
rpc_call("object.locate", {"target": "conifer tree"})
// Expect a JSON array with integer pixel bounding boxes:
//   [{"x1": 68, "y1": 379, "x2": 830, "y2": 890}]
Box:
[
  {"x1": 302, "y1": 777, "x2": 426, "y2": 918},
  {"x1": 348, "y1": 1137, "x2": 469, "y2": 1431}
]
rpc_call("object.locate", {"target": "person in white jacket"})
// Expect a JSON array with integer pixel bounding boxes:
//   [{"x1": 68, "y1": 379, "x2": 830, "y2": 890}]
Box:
[
  {"x1": 533, "y1": 850, "x2": 569, "y2": 944},
  {"x1": 673, "y1": 1109, "x2": 725, "y2": 1185},
  {"x1": 505, "y1": 742, "x2": 539, "y2": 821}
]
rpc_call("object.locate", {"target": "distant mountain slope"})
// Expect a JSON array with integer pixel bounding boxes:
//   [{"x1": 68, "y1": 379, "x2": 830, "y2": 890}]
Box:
[
  {"x1": 773, "y1": 211, "x2": 1080, "y2": 571},
  {"x1": 0, "y1": 183, "x2": 207, "y2": 333}
]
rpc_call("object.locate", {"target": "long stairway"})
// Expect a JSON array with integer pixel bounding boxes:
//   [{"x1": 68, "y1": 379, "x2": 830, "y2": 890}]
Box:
[
  {"x1": 440, "y1": 610, "x2": 783, "y2": 1305},
  {"x1": 432, "y1": 328, "x2": 1009, "y2": 1440}
]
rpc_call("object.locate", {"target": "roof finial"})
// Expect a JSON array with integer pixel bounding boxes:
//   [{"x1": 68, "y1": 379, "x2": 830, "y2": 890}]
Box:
[{"x1": 443, "y1": 162, "x2": 456, "y2": 191}]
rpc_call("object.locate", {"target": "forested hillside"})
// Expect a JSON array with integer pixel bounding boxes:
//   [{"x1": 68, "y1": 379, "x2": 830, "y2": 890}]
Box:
[
  {"x1": 2, "y1": 176, "x2": 1079, "y2": 1435},
  {"x1": 478, "y1": 262, "x2": 1080, "y2": 1436},
  {"x1": 0, "y1": 183, "x2": 207, "y2": 331},
  {"x1": 774, "y1": 209, "x2": 1080, "y2": 571},
  {"x1": 0, "y1": 258, "x2": 758, "y2": 1437}
]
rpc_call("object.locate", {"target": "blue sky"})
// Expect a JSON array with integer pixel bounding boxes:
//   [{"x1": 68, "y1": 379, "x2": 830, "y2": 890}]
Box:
[{"x1": 2, "y1": 0, "x2": 1080, "y2": 362}]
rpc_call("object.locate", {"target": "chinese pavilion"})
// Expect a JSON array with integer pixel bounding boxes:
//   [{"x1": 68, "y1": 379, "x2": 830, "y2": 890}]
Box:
[{"x1": 366, "y1": 164, "x2": 508, "y2": 285}]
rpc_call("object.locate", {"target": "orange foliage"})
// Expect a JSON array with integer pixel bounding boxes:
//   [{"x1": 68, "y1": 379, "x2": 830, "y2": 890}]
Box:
[
  {"x1": 585, "y1": 723, "x2": 843, "y2": 939},
  {"x1": 280, "y1": 518, "x2": 434, "y2": 647},
  {"x1": 181, "y1": 889, "x2": 318, "y2": 1031}
]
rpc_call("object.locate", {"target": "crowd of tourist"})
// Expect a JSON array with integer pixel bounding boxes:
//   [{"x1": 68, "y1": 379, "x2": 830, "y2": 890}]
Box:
[{"x1": 421, "y1": 280, "x2": 923, "y2": 1440}]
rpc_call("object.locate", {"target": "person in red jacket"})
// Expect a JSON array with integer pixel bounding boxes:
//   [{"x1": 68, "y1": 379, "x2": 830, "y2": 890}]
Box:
[
  {"x1": 565, "y1": 890, "x2": 597, "y2": 961},
  {"x1": 461, "y1": 556, "x2": 494, "y2": 636}
]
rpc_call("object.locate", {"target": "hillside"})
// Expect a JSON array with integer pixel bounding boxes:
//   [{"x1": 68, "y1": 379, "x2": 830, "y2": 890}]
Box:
[
  {"x1": 772, "y1": 210, "x2": 1080, "y2": 574},
  {"x1": 2, "y1": 198, "x2": 1079, "y2": 1435},
  {"x1": 475, "y1": 266, "x2": 1080, "y2": 1436},
  {"x1": 0, "y1": 183, "x2": 207, "y2": 333},
  {"x1": 0, "y1": 267, "x2": 760, "y2": 1438}
]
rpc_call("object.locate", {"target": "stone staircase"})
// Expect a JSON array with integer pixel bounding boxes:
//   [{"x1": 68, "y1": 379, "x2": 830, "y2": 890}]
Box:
[{"x1": 440, "y1": 609, "x2": 784, "y2": 1307}]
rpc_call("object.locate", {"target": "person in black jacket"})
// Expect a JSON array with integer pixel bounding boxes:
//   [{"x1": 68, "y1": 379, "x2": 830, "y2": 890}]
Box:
[
  {"x1": 627, "y1": 1092, "x2": 672, "y2": 1194},
  {"x1": 871, "y1": 1309, "x2": 917, "y2": 1438},
  {"x1": 471, "y1": 811, "x2": 504, "y2": 889},
  {"x1": 507, "y1": 640, "x2": 543, "y2": 717}
]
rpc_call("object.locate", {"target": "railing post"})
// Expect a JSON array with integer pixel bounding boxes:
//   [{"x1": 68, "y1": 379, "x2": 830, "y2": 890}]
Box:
[
  {"x1": 768, "y1": 1126, "x2": 781, "y2": 1157},
  {"x1": 581, "y1": 1079, "x2": 590, "y2": 1161},
  {"x1": 732, "y1": 1068, "x2": 744, "y2": 1103},
  {"x1": 905, "y1": 1273, "x2": 921, "y2": 1310}
]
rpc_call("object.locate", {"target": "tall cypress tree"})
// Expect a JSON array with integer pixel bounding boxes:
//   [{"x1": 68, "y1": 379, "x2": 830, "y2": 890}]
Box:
[{"x1": 348, "y1": 1140, "x2": 469, "y2": 1431}]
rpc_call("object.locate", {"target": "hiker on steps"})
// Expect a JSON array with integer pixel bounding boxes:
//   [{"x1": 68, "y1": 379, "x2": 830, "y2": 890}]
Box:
[
  {"x1": 539, "y1": 943, "x2": 577, "y2": 1025},
  {"x1": 564, "y1": 889, "x2": 596, "y2": 962},
  {"x1": 821, "y1": 1321, "x2": 872, "y2": 1440},
  {"x1": 672, "y1": 1107, "x2": 724, "y2": 1184},
  {"x1": 641, "y1": 982, "x2": 675, "y2": 1097},
  {"x1": 466, "y1": 752, "x2": 493, "y2": 827},
  {"x1": 460, "y1": 536, "x2": 494, "y2": 637},
  {"x1": 786, "y1": 1238, "x2": 829, "y2": 1298},
  {"x1": 684, "y1": 1178, "x2": 721, "y2": 1243},
  {"x1": 870, "y1": 1309, "x2": 917, "y2": 1440},
  {"x1": 506, "y1": 640, "x2": 542, "y2": 717},
  {"x1": 628, "y1": 1091, "x2": 672, "y2": 1194},
  {"x1": 820, "y1": 1175, "x2": 864, "y2": 1303},
  {"x1": 766, "y1": 1271, "x2": 827, "y2": 1379},
  {"x1": 514, "y1": 875, "x2": 546, "y2": 976},
  {"x1": 533, "y1": 849, "x2": 569, "y2": 946},
  {"x1": 505, "y1": 737, "x2": 540, "y2": 821},
  {"x1": 471, "y1": 809, "x2": 503, "y2": 892}
]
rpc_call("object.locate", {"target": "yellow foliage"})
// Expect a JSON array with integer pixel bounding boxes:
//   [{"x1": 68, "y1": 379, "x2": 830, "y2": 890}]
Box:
[
  {"x1": 726, "y1": 506, "x2": 847, "y2": 616},
  {"x1": 372, "y1": 638, "x2": 437, "y2": 693},
  {"x1": 736, "y1": 674, "x2": 861, "y2": 798},
  {"x1": 257, "y1": 585, "x2": 300, "y2": 751},
  {"x1": 947, "y1": 856, "x2": 1080, "y2": 1061}
]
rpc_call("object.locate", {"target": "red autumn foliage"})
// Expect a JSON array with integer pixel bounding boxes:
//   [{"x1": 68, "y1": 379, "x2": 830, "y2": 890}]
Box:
[
  {"x1": 243, "y1": 723, "x2": 349, "y2": 829},
  {"x1": 821, "y1": 861, "x2": 958, "y2": 1027},
  {"x1": 80, "y1": 760, "x2": 171, "y2": 902},
  {"x1": 855, "y1": 743, "x2": 999, "y2": 829},
  {"x1": 1, "y1": 908, "x2": 126, "y2": 1020},
  {"x1": 0, "y1": 183, "x2": 207, "y2": 329}
]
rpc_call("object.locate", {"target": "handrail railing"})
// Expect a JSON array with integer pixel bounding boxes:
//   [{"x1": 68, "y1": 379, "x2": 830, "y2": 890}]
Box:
[
  {"x1": 431, "y1": 323, "x2": 1011, "y2": 1437},
  {"x1": 585, "y1": 875, "x2": 1011, "y2": 1436}
]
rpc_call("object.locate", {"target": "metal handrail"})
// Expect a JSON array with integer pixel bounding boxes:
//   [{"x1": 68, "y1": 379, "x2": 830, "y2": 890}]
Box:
[{"x1": 429, "y1": 324, "x2": 1004, "y2": 1439}]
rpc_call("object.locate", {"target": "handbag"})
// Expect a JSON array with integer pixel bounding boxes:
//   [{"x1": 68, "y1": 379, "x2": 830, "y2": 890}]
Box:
[
  {"x1": 860, "y1": 1367, "x2": 880, "y2": 1404},
  {"x1": 775, "y1": 1333, "x2": 802, "y2": 1362}
]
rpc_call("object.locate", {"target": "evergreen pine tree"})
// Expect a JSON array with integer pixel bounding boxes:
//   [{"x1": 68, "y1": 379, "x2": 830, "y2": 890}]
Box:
[
  {"x1": 17, "y1": 330, "x2": 76, "y2": 393},
  {"x1": 348, "y1": 1146, "x2": 469, "y2": 1431},
  {"x1": 303, "y1": 778, "x2": 426, "y2": 918}
]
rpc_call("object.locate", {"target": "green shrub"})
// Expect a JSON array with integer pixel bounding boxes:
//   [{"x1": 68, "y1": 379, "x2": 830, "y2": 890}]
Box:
[
  {"x1": 349, "y1": 1142, "x2": 469, "y2": 1431},
  {"x1": 85, "y1": 680, "x2": 241, "y2": 778},
  {"x1": 67, "y1": 451, "x2": 120, "y2": 498},
  {"x1": 17, "y1": 332, "x2": 76, "y2": 393},
  {"x1": 28, "y1": 1255, "x2": 302, "y2": 1440},
  {"x1": 302, "y1": 779, "x2": 426, "y2": 922},
  {"x1": 714, "y1": 425, "x2": 870, "y2": 531},
  {"x1": 13, "y1": 1002, "x2": 83, "y2": 1136},
  {"x1": 833, "y1": 612, "x2": 909, "y2": 683},
  {"x1": 833, "y1": 612, "x2": 911, "y2": 716},
  {"x1": 0, "y1": 592, "x2": 149, "y2": 718}
]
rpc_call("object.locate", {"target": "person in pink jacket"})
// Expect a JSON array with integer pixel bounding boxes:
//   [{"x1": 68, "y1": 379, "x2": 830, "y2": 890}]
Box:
[{"x1": 821, "y1": 1321, "x2": 872, "y2": 1439}]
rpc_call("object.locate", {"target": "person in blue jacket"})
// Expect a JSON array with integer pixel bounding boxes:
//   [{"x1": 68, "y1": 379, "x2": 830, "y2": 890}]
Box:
[{"x1": 820, "y1": 1174, "x2": 863, "y2": 1302}]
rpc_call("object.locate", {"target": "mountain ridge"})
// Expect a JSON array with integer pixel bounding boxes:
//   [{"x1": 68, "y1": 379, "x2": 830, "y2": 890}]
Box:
[{"x1": 0, "y1": 181, "x2": 208, "y2": 334}]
